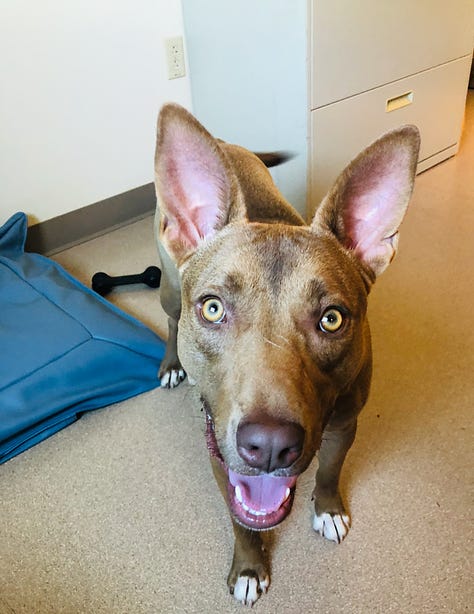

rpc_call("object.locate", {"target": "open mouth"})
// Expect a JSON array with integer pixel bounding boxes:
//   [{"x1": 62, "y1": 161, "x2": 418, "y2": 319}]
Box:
[
  {"x1": 205, "y1": 412, "x2": 298, "y2": 530},
  {"x1": 227, "y1": 469, "x2": 297, "y2": 529}
]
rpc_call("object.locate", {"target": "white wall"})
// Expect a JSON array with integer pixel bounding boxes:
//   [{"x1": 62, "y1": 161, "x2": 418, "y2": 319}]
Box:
[{"x1": 0, "y1": 0, "x2": 192, "y2": 224}]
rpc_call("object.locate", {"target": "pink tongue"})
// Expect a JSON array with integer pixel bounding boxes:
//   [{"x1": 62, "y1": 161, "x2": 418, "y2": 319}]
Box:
[{"x1": 229, "y1": 469, "x2": 297, "y2": 514}]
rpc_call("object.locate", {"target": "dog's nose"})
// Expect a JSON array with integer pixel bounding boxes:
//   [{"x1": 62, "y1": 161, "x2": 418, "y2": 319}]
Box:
[{"x1": 236, "y1": 419, "x2": 304, "y2": 472}]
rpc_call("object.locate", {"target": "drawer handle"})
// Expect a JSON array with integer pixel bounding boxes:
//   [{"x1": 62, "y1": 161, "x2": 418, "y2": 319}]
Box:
[{"x1": 386, "y1": 91, "x2": 413, "y2": 112}]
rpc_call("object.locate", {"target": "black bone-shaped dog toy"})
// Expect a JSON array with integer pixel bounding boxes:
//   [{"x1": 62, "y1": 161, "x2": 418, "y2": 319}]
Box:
[{"x1": 91, "y1": 266, "x2": 161, "y2": 296}]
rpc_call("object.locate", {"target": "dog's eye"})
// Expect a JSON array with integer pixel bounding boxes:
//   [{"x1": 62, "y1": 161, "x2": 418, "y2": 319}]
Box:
[
  {"x1": 319, "y1": 308, "x2": 344, "y2": 333},
  {"x1": 201, "y1": 297, "x2": 226, "y2": 323}
]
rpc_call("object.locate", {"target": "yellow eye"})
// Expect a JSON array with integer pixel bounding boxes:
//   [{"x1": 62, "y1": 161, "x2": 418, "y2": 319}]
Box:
[
  {"x1": 319, "y1": 308, "x2": 344, "y2": 333},
  {"x1": 201, "y1": 297, "x2": 226, "y2": 323}
]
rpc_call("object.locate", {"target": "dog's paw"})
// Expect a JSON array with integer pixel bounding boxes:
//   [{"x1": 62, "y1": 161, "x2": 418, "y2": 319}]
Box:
[
  {"x1": 313, "y1": 511, "x2": 351, "y2": 544},
  {"x1": 159, "y1": 368, "x2": 186, "y2": 389},
  {"x1": 231, "y1": 570, "x2": 270, "y2": 607},
  {"x1": 228, "y1": 568, "x2": 270, "y2": 607}
]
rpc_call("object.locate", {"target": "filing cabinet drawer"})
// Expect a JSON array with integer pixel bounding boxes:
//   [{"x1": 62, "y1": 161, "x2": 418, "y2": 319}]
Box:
[
  {"x1": 309, "y1": 56, "x2": 472, "y2": 210},
  {"x1": 311, "y1": 0, "x2": 474, "y2": 108}
]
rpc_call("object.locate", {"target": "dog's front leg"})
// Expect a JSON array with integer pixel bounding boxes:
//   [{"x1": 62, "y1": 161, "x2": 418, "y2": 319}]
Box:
[
  {"x1": 227, "y1": 521, "x2": 270, "y2": 606},
  {"x1": 312, "y1": 417, "x2": 357, "y2": 544},
  {"x1": 158, "y1": 315, "x2": 186, "y2": 388},
  {"x1": 209, "y1": 457, "x2": 270, "y2": 606}
]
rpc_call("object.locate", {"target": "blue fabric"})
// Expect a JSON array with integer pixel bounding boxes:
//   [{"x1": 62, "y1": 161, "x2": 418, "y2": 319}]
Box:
[{"x1": 0, "y1": 212, "x2": 164, "y2": 463}]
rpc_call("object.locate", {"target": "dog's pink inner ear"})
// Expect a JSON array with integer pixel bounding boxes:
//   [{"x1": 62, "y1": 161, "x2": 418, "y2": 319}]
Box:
[
  {"x1": 342, "y1": 148, "x2": 412, "y2": 268},
  {"x1": 314, "y1": 127, "x2": 419, "y2": 277},
  {"x1": 160, "y1": 145, "x2": 229, "y2": 244},
  {"x1": 155, "y1": 106, "x2": 233, "y2": 262}
]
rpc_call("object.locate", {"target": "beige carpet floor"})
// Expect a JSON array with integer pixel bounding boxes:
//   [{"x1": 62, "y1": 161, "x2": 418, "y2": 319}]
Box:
[{"x1": 1, "y1": 93, "x2": 473, "y2": 613}]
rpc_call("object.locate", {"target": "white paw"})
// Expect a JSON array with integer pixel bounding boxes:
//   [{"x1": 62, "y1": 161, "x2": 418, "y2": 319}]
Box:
[
  {"x1": 313, "y1": 511, "x2": 351, "y2": 544},
  {"x1": 232, "y1": 573, "x2": 269, "y2": 607},
  {"x1": 160, "y1": 369, "x2": 186, "y2": 388}
]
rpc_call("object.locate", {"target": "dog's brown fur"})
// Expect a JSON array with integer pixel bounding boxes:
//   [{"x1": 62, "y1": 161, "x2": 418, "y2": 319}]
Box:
[{"x1": 154, "y1": 104, "x2": 420, "y2": 606}]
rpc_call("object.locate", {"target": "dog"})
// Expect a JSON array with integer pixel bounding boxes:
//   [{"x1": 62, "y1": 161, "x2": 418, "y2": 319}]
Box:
[{"x1": 153, "y1": 103, "x2": 420, "y2": 606}]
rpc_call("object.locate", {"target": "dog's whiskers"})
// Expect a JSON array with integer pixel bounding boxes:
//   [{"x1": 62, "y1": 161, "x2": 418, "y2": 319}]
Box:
[{"x1": 262, "y1": 336, "x2": 284, "y2": 349}]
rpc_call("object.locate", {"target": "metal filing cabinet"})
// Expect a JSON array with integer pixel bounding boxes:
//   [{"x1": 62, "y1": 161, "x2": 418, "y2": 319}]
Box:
[{"x1": 182, "y1": 0, "x2": 474, "y2": 218}]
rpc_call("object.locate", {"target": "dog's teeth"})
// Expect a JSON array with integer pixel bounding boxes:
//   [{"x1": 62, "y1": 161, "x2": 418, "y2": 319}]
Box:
[
  {"x1": 237, "y1": 494, "x2": 266, "y2": 517},
  {"x1": 244, "y1": 504, "x2": 266, "y2": 516},
  {"x1": 234, "y1": 485, "x2": 292, "y2": 516},
  {"x1": 235, "y1": 485, "x2": 243, "y2": 504}
]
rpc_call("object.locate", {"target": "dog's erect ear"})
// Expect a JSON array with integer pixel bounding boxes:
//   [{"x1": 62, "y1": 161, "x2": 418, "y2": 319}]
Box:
[
  {"x1": 312, "y1": 126, "x2": 420, "y2": 277},
  {"x1": 154, "y1": 103, "x2": 246, "y2": 265}
]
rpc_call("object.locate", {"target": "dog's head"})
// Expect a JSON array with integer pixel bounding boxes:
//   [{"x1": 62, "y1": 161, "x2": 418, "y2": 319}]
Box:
[{"x1": 154, "y1": 104, "x2": 420, "y2": 530}]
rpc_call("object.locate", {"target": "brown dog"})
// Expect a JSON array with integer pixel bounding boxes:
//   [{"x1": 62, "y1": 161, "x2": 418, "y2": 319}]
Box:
[{"x1": 154, "y1": 104, "x2": 420, "y2": 606}]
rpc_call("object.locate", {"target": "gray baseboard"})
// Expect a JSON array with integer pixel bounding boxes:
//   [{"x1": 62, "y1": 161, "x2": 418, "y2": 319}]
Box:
[{"x1": 25, "y1": 183, "x2": 156, "y2": 255}]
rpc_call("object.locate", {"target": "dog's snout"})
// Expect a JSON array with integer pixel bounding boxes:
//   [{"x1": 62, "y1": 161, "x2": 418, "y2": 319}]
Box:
[{"x1": 236, "y1": 419, "x2": 304, "y2": 473}]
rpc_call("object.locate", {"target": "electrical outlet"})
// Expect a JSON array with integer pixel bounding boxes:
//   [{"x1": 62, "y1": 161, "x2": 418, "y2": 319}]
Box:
[{"x1": 165, "y1": 36, "x2": 186, "y2": 80}]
